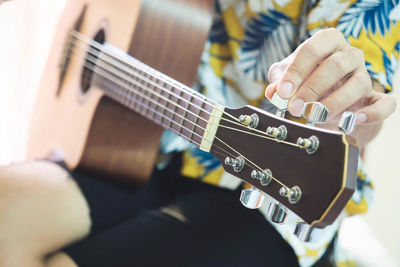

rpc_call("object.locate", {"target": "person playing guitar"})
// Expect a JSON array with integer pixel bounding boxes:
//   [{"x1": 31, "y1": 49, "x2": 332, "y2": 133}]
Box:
[{"x1": 0, "y1": 0, "x2": 398, "y2": 266}]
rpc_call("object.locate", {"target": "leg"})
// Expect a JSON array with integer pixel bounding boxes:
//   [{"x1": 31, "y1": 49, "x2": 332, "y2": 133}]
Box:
[
  {"x1": 0, "y1": 161, "x2": 91, "y2": 266},
  {"x1": 62, "y1": 185, "x2": 299, "y2": 267}
]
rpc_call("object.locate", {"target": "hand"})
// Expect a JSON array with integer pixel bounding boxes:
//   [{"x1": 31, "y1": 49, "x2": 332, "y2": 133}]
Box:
[{"x1": 265, "y1": 28, "x2": 397, "y2": 146}]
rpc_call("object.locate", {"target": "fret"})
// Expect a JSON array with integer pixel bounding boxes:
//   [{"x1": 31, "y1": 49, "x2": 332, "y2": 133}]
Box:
[
  {"x1": 189, "y1": 94, "x2": 205, "y2": 142},
  {"x1": 168, "y1": 84, "x2": 180, "y2": 131},
  {"x1": 93, "y1": 48, "x2": 217, "y2": 148},
  {"x1": 179, "y1": 87, "x2": 189, "y2": 133},
  {"x1": 141, "y1": 72, "x2": 154, "y2": 119},
  {"x1": 148, "y1": 74, "x2": 158, "y2": 122},
  {"x1": 122, "y1": 75, "x2": 133, "y2": 111},
  {"x1": 125, "y1": 70, "x2": 138, "y2": 112},
  {"x1": 135, "y1": 70, "x2": 147, "y2": 115},
  {"x1": 129, "y1": 68, "x2": 140, "y2": 113}
]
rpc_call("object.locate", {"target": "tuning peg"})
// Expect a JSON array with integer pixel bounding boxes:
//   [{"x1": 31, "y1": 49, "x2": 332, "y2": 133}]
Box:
[
  {"x1": 296, "y1": 135, "x2": 319, "y2": 154},
  {"x1": 270, "y1": 93, "x2": 288, "y2": 118},
  {"x1": 338, "y1": 111, "x2": 356, "y2": 134},
  {"x1": 302, "y1": 102, "x2": 328, "y2": 125},
  {"x1": 224, "y1": 156, "x2": 245, "y2": 172},
  {"x1": 251, "y1": 169, "x2": 272, "y2": 186},
  {"x1": 279, "y1": 186, "x2": 302, "y2": 204},
  {"x1": 267, "y1": 203, "x2": 288, "y2": 224},
  {"x1": 240, "y1": 186, "x2": 265, "y2": 209},
  {"x1": 239, "y1": 113, "x2": 259, "y2": 128},
  {"x1": 294, "y1": 222, "x2": 323, "y2": 243}
]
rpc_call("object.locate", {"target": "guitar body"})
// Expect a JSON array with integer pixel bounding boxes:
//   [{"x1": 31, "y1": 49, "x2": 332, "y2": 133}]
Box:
[{"x1": 27, "y1": 0, "x2": 213, "y2": 184}]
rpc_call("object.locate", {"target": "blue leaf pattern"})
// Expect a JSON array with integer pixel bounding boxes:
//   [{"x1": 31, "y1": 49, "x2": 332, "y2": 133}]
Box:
[
  {"x1": 238, "y1": 10, "x2": 295, "y2": 82},
  {"x1": 209, "y1": 1, "x2": 229, "y2": 44},
  {"x1": 189, "y1": 148, "x2": 221, "y2": 177},
  {"x1": 383, "y1": 49, "x2": 398, "y2": 87},
  {"x1": 338, "y1": 0, "x2": 399, "y2": 38}
]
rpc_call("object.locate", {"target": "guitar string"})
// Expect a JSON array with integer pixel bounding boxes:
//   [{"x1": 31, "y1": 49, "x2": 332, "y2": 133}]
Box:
[
  {"x1": 77, "y1": 46, "x2": 299, "y2": 149},
  {"x1": 78, "y1": 60, "x2": 288, "y2": 189},
  {"x1": 65, "y1": 35, "x2": 302, "y2": 149},
  {"x1": 66, "y1": 50, "x2": 291, "y2": 190},
  {"x1": 214, "y1": 135, "x2": 287, "y2": 188},
  {"x1": 68, "y1": 32, "x2": 301, "y2": 148},
  {"x1": 68, "y1": 31, "x2": 302, "y2": 149}
]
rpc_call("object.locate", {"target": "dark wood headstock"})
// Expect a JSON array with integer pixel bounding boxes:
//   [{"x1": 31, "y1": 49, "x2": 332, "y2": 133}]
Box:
[{"x1": 211, "y1": 105, "x2": 358, "y2": 228}]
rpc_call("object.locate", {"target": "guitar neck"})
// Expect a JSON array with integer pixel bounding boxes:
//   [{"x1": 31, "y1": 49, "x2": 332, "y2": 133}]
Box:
[{"x1": 91, "y1": 44, "x2": 217, "y2": 148}]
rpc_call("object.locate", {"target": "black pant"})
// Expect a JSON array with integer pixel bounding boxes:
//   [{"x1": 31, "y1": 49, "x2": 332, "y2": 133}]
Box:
[{"x1": 62, "y1": 154, "x2": 330, "y2": 267}]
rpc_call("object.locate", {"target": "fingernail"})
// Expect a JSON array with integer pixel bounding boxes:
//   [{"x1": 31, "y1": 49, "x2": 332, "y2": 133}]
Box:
[
  {"x1": 290, "y1": 98, "x2": 304, "y2": 116},
  {"x1": 356, "y1": 113, "x2": 367, "y2": 124},
  {"x1": 279, "y1": 82, "x2": 293, "y2": 98}
]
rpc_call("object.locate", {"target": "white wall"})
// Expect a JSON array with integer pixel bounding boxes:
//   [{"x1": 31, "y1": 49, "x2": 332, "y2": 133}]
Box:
[{"x1": 0, "y1": 0, "x2": 64, "y2": 164}]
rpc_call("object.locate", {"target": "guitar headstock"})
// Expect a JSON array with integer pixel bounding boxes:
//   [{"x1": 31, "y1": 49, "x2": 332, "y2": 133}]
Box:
[{"x1": 208, "y1": 102, "x2": 359, "y2": 238}]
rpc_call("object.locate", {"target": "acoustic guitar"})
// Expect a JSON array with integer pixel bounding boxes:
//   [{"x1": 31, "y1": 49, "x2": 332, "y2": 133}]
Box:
[{"x1": 27, "y1": 0, "x2": 359, "y2": 241}]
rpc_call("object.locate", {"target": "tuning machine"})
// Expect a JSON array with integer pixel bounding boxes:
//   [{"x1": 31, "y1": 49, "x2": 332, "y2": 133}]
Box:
[
  {"x1": 301, "y1": 102, "x2": 328, "y2": 126},
  {"x1": 240, "y1": 186, "x2": 265, "y2": 209},
  {"x1": 266, "y1": 125, "x2": 287, "y2": 141},
  {"x1": 251, "y1": 169, "x2": 272, "y2": 186},
  {"x1": 269, "y1": 93, "x2": 288, "y2": 118},
  {"x1": 239, "y1": 113, "x2": 259, "y2": 128},
  {"x1": 267, "y1": 203, "x2": 288, "y2": 224},
  {"x1": 297, "y1": 135, "x2": 319, "y2": 154},
  {"x1": 294, "y1": 222, "x2": 323, "y2": 243},
  {"x1": 338, "y1": 111, "x2": 356, "y2": 134},
  {"x1": 224, "y1": 156, "x2": 245, "y2": 172},
  {"x1": 279, "y1": 186, "x2": 302, "y2": 204}
]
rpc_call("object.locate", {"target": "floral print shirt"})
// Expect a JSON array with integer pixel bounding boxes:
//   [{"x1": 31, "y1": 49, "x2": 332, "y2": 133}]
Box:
[{"x1": 160, "y1": 0, "x2": 400, "y2": 266}]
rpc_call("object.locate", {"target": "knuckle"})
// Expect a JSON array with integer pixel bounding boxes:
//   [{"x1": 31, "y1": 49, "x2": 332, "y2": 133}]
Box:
[
  {"x1": 300, "y1": 41, "x2": 319, "y2": 58},
  {"x1": 301, "y1": 81, "x2": 321, "y2": 100},
  {"x1": 285, "y1": 63, "x2": 306, "y2": 85},
  {"x1": 327, "y1": 53, "x2": 348, "y2": 73},
  {"x1": 324, "y1": 28, "x2": 344, "y2": 41},
  {"x1": 353, "y1": 71, "x2": 371, "y2": 92},
  {"x1": 350, "y1": 47, "x2": 365, "y2": 63}
]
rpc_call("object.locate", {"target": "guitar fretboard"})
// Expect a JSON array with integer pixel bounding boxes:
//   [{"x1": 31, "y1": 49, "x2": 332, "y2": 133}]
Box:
[{"x1": 91, "y1": 45, "x2": 216, "y2": 147}]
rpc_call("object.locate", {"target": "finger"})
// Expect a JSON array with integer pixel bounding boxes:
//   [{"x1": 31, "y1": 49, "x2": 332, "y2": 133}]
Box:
[
  {"x1": 276, "y1": 28, "x2": 347, "y2": 98},
  {"x1": 300, "y1": 68, "x2": 372, "y2": 119},
  {"x1": 292, "y1": 47, "x2": 365, "y2": 104},
  {"x1": 355, "y1": 92, "x2": 397, "y2": 124},
  {"x1": 265, "y1": 81, "x2": 278, "y2": 100},
  {"x1": 268, "y1": 53, "x2": 294, "y2": 83}
]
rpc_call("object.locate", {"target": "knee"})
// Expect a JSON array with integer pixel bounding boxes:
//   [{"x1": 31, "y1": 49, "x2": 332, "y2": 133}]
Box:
[{"x1": 0, "y1": 161, "x2": 91, "y2": 256}]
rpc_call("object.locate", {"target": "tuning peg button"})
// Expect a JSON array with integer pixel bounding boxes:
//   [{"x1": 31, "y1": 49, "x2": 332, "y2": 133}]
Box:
[
  {"x1": 294, "y1": 222, "x2": 323, "y2": 243},
  {"x1": 338, "y1": 111, "x2": 356, "y2": 134},
  {"x1": 267, "y1": 203, "x2": 288, "y2": 224},
  {"x1": 240, "y1": 187, "x2": 265, "y2": 209},
  {"x1": 270, "y1": 93, "x2": 288, "y2": 118},
  {"x1": 302, "y1": 102, "x2": 328, "y2": 125}
]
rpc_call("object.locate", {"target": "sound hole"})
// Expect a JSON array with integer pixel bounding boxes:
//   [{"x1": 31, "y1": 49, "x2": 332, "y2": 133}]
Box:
[{"x1": 80, "y1": 28, "x2": 106, "y2": 94}]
